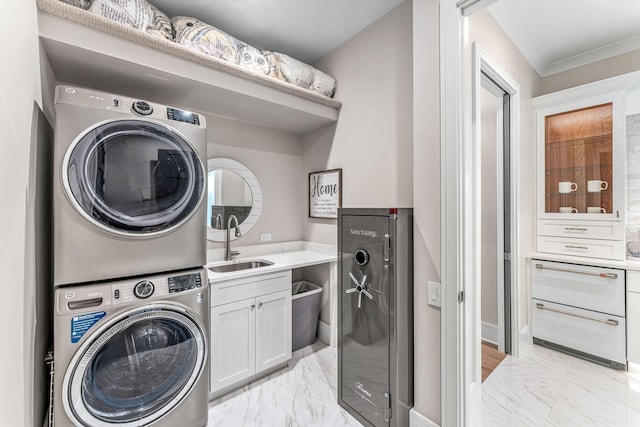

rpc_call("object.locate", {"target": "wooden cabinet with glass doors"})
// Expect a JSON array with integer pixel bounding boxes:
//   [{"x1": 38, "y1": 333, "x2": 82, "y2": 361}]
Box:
[
  {"x1": 534, "y1": 88, "x2": 626, "y2": 260},
  {"x1": 544, "y1": 103, "x2": 613, "y2": 215}
]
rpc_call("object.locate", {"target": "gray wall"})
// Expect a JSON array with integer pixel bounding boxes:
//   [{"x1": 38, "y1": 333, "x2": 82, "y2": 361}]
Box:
[
  {"x1": 481, "y1": 86, "x2": 499, "y2": 329},
  {"x1": 0, "y1": 2, "x2": 45, "y2": 426},
  {"x1": 303, "y1": 1, "x2": 443, "y2": 422},
  {"x1": 539, "y1": 49, "x2": 640, "y2": 96},
  {"x1": 206, "y1": 114, "x2": 304, "y2": 249},
  {"x1": 302, "y1": 1, "x2": 414, "y2": 245},
  {"x1": 469, "y1": 9, "x2": 542, "y2": 332}
]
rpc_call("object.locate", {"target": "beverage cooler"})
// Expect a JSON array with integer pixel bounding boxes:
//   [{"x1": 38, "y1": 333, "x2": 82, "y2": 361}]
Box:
[{"x1": 337, "y1": 208, "x2": 413, "y2": 427}]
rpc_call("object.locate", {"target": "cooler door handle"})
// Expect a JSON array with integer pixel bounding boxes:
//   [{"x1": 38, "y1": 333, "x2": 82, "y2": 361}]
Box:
[{"x1": 384, "y1": 234, "x2": 391, "y2": 262}]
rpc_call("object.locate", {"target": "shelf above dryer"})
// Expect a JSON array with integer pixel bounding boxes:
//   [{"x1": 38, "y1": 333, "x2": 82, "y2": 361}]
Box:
[{"x1": 37, "y1": 0, "x2": 342, "y2": 134}]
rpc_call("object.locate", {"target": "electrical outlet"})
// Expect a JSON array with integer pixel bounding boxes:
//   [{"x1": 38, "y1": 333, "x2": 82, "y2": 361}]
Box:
[
  {"x1": 260, "y1": 233, "x2": 272, "y2": 242},
  {"x1": 428, "y1": 281, "x2": 441, "y2": 308}
]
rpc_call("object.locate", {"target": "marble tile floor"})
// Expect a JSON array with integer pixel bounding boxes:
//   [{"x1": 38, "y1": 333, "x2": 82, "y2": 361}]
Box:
[
  {"x1": 473, "y1": 342, "x2": 640, "y2": 426},
  {"x1": 207, "y1": 342, "x2": 363, "y2": 426}
]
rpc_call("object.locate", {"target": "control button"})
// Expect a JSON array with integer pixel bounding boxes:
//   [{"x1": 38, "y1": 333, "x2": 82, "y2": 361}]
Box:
[
  {"x1": 133, "y1": 280, "x2": 155, "y2": 299},
  {"x1": 132, "y1": 101, "x2": 153, "y2": 116},
  {"x1": 65, "y1": 291, "x2": 75, "y2": 299},
  {"x1": 113, "y1": 99, "x2": 119, "y2": 107},
  {"x1": 114, "y1": 289, "x2": 120, "y2": 299},
  {"x1": 65, "y1": 87, "x2": 75, "y2": 94}
]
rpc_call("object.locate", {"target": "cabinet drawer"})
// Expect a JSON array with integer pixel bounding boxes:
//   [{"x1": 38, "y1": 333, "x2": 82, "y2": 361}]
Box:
[
  {"x1": 532, "y1": 260, "x2": 625, "y2": 316},
  {"x1": 532, "y1": 299, "x2": 626, "y2": 365},
  {"x1": 211, "y1": 271, "x2": 292, "y2": 307},
  {"x1": 537, "y1": 219, "x2": 624, "y2": 240},
  {"x1": 537, "y1": 235, "x2": 625, "y2": 260}
]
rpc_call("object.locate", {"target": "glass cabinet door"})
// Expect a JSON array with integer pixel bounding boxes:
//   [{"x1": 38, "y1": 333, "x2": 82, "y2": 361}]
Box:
[{"x1": 544, "y1": 103, "x2": 613, "y2": 215}]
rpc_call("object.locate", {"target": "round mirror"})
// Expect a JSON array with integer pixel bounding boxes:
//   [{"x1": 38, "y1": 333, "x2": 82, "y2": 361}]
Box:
[{"x1": 206, "y1": 158, "x2": 262, "y2": 242}]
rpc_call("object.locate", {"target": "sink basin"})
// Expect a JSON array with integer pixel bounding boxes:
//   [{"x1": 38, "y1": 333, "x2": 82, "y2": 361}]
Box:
[{"x1": 209, "y1": 260, "x2": 274, "y2": 273}]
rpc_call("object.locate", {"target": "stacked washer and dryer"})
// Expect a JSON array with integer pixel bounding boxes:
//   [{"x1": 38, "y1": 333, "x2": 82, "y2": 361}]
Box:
[{"x1": 51, "y1": 85, "x2": 210, "y2": 427}]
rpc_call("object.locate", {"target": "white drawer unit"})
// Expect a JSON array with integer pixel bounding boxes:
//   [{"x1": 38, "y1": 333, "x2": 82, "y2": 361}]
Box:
[
  {"x1": 532, "y1": 260, "x2": 625, "y2": 316},
  {"x1": 532, "y1": 299, "x2": 626, "y2": 367},
  {"x1": 531, "y1": 259, "x2": 627, "y2": 369},
  {"x1": 537, "y1": 219, "x2": 624, "y2": 240},
  {"x1": 536, "y1": 235, "x2": 625, "y2": 260}
]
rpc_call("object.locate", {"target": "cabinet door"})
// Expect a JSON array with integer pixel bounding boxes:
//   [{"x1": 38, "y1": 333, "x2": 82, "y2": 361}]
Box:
[
  {"x1": 536, "y1": 91, "x2": 625, "y2": 220},
  {"x1": 628, "y1": 292, "x2": 640, "y2": 364},
  {"x1": 210, "y1": 297, "x2": 256, "y2": 393},
  {"x1": 255, "y1": 290, "x2": 292, "y2": 373}
]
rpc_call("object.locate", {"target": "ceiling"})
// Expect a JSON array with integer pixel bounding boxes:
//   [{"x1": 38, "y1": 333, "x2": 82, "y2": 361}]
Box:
[
  {"x1": 488, "y1": 0, "x2": 640, "y2": 77},
  {"x1": 147, "y1": 0, "x2": 404, "y2": 64},
  {"x1": 146, "y1": 0, "x2": 640, "y2": 78}
]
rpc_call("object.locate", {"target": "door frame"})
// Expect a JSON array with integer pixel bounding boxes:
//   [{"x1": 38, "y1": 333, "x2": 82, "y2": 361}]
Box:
[{"x1": 440, "y1": 1, "x2": 521, "y2": 425}]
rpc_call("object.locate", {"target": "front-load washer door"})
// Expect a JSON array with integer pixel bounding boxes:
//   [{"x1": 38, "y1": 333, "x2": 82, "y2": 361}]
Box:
[
  {"x1": 63, "y1": 308, "x2": 206, "y2": 427},
  {"x1": 64, "y1": 119, "x2": 205, "y2": 236}
]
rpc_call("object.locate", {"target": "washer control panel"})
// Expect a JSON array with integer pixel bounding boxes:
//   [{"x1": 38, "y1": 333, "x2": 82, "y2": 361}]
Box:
[{"x1": 168, "y1": 272, "x2": 202, "y2": 293}]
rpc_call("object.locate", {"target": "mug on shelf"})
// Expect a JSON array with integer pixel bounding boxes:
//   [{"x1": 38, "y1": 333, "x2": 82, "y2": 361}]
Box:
[
  {"x1": 587, "y1": 206, "x2": 606, "y2": 213},
  {"x1": 558, "y1": 181, "x2": 577, "y2": 193},
  {"x1": 559, "y1": 206, "x2": 578, "y2": 213},
  {"x1": 587, "y1": 180, "x2": 608, "y2": 192}
]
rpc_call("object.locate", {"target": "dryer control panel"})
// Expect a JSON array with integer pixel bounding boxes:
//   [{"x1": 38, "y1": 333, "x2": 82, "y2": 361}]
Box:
[{"x1": 54, "y1": 85, "x2": 206, "y2": 129}]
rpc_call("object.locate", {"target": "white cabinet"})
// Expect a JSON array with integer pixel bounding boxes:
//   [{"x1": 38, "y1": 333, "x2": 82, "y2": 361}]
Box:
[
  {"x1": 209, "y1": 271, "x2": 292, "y2": 394},
  {"x1": 627, "y1": 271, "x2": 640, "y2": 364},
  {"x1": 532, "y1": 78, "x2": 631, "y2": 260}
]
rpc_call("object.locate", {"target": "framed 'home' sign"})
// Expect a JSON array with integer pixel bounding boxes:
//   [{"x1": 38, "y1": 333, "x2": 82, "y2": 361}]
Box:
[{"x1": 309, "y1": 169, "x2": 342, "y2": 218}]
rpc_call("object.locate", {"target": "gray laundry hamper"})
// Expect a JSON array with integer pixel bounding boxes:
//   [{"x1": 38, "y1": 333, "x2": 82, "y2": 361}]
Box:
[{"x1": 292, "y1": 280, "x2": 323, "y2": 351}]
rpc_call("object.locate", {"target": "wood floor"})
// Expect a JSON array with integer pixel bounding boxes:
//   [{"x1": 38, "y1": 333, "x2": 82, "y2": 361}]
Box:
[{"x1": 482, "y1": 341, "x2": 507, "y2": 382}]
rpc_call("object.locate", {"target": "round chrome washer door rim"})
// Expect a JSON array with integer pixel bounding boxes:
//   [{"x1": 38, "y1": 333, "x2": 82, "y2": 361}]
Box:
[{"x1": 63, "y1": 307, "x2": 206, "y2": 427}]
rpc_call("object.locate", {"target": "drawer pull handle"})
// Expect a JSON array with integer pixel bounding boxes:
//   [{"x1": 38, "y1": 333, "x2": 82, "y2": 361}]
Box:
[
  {"x1": 565, "y1": 245, "x2": 588, "y2": 251},
  {"x1": 534, "y1": 263, "x2": 618, "y2": 279},
  {"x1": 564, "y1": 227, "x2": 588, "y2": 232},
  {"x1": 535, "y1": 303, "x2": 619, "y2": 326}
]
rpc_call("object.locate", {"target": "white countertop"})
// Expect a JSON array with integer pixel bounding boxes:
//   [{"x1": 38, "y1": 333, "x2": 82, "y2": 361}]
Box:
[
  {"x1": 206, "y1": 244, "x2": 337, "y2": 283},
  {"x1": 528, "y1": 251, "x2": 640, "y2": 271}
]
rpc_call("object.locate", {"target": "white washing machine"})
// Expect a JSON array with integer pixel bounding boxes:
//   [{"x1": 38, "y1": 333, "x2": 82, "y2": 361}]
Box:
[
  {"x1": 53, "y1": 268, "x2": 209, "y2": 427},
  {"x1": 53, "y1": 85, "x2": 207, "y2": 286}
]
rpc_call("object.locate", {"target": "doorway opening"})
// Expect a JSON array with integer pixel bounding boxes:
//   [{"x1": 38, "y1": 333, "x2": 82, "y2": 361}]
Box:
[{"x1": 480, "y1": 71, "x2": 512, "y2": 358}]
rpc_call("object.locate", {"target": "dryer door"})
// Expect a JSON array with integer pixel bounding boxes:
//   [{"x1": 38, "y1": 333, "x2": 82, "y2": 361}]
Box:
[
  {"x1": 63, "y1": 308, "x2": 206, "y2": 427},
  {"x1": 64, "y1": 119, "x2": 205, "y2": 236}
]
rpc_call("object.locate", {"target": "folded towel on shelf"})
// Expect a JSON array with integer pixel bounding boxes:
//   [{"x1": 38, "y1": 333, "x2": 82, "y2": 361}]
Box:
[
  {"x1": 172, "y1": 16, "x2": 270, "y2": 75},
  {"x1": 265, "y1": 51, "x2": 337, "y2": 98},
  {"x1": 88, "y1": 0, "x2": 172, "y2": 40}
]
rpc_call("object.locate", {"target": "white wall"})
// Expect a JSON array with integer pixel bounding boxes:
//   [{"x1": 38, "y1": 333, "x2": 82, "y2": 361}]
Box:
[
  {"x1": 0, "y1": 1, "x2": 44, "y2": 425},
  {"x1": 469, "y1": 9, "x2": 542, "y2": 332},
  {"x1": 206, "y1": 114, "x2": 304, "y2": 251},
  {"x1": 480, "y1": 86, "x2": 499, "y2": 328},
  {"x1": 302, "y1": 0, "x2": 414, "y2": 245}
]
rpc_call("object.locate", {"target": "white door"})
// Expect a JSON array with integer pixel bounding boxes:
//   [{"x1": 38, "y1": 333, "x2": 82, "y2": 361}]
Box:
[
  {"x1": 255, "y1": 290, "x2": 292, "y2": 372},
  {"x1": 210, "y1": 298, "x2": 256, "y2": 392}
]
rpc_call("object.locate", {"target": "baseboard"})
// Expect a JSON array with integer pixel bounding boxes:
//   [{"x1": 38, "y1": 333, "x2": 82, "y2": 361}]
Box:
[
  {"x1": 481, "y1": 321, "x2": 498, "y2": 345},
  {"x1": 410, "y1": 408, "x2": 440, "y2": 427},
  {"x1": 318, "y1": 320, "x2": 330, "y2": 346}
]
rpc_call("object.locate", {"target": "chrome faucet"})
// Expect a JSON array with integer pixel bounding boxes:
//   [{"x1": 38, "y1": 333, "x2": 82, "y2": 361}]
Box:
[{"x1": 225, "y1": 215, "x2": 241, "y2": 261}]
